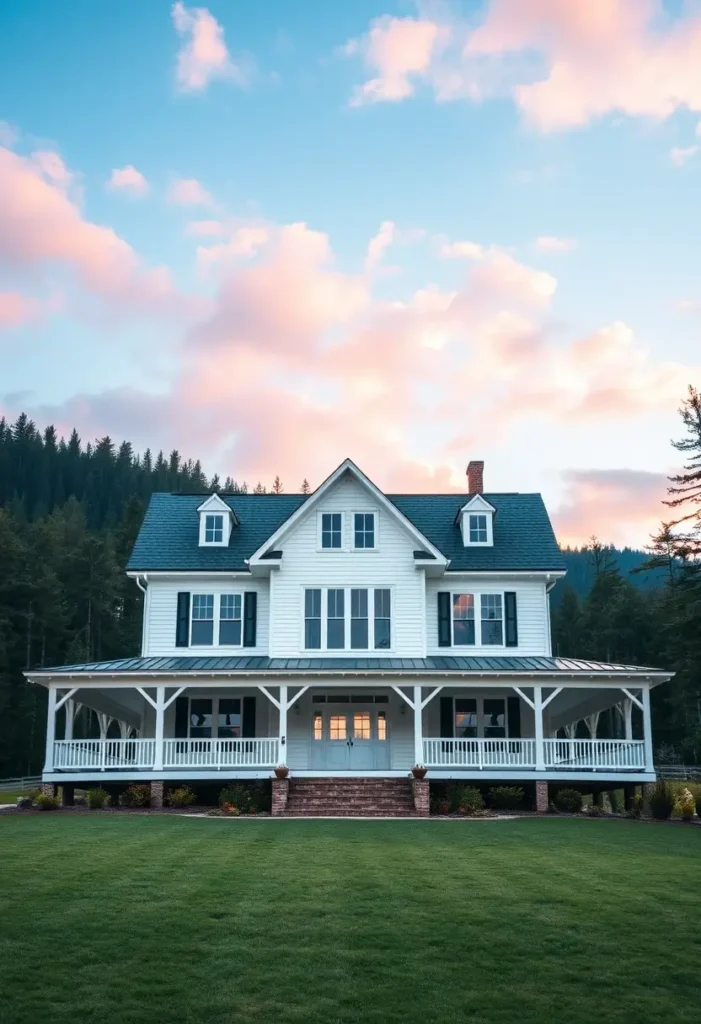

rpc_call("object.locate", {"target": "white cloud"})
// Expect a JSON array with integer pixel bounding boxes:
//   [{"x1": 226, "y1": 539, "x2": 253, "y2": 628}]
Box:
[
  {"x1": 670, "y1": 145, "x2": 699, "y2": 167},
  {"x1": 535, "y1": 235, "x2": 578, "y2": 252},
  {"x1": 107, "y1": 165, "x2": 149, "y2": 196},
  {"x1": 171, "y1": 1, "x2": 251, "y2": 93},
  {"x1": 166, "y1": 177, "x2": 213, "y2": 206}
]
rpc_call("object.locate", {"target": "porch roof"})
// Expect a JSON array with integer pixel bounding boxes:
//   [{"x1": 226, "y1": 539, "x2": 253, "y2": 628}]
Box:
[{"x1": 27, "y1": 654, "x2": 670, "y2": 680}]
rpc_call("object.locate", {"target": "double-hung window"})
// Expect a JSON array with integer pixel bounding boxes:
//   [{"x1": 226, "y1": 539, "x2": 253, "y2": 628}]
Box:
[
  {"x1": 354, "y1": 513, "x2": 375, "y2": 549},
  {"x1": 468, "y1": 514, "x2": 487, "y2": 543},
  {"x1": 481, "y1": 594, "x2": 503, "y2": 646},
  {"x1": 219, "y1": 594, "x2": 242, "y2": 645},
  {"x1": 205, "y1": 513, "x2": 224, "y2": 543},
  {"x1": 327, "y1": 589, "x2": 345, "y2": 649},
  {"x1": 321, "y1": 513, "x2": 342, "y2": 549},
  {"x1": 191, "y1": 593, "x2": 243, "y2": 647},
  {"x1": 305, "y1": 589, "x2": 322, "y2": 649},
  {"x1": 452, "y1": 594, "x2": 475, "y2": 646},
  {"x1": 188, "y1": 696, "x2": 242, "y2": 738},
  {"x1": 455, "y1": 698, "x2": 478, "y2": 737},
  {"x1": 374, "y1": 589, "x2": 391, "y2": 649},
  {"x1": 483, "y1": 698, "x2": 506, "y2": 737},
  {"x1": 191, "y1": 594, "x2": 214, "y2": 645},
  {"x1": 304, "y1": 587, "x2": 390, "y2": 651},
  {"x1": 350, "y1": 588, "x2": 369, "y2": 649}
]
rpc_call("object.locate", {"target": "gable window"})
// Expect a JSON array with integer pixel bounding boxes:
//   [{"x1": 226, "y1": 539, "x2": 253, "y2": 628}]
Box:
[
  {"x1": 191, "y1": 594, "x2": 214, "y2": 645},
  {"x1": 374, "y1": 589, "x2": 391, "y2": 649},
  {"x1": 305, "y1": 589, "x2": 322, "y2": 649},
  {"x1": 205, "y1": 514, "x2": 224, "y2": 544},
  {"x1": 321, "y1": 512, "x2": 343, "y2": 549},
  {"x1": 481, "y1": 594, "x2": 503, "y2": 646},
  {"x1": 469, "y1": 514, "x2": 487, "y2": 543},
  {"x1": 453, "y1": 594, "x2": 475, "y2": 646},
  {"x1": 219, "y1": 594, "x2": 242, "y2": 646},
  {"x1": 455, "y1": 698, "x2": 477, "y2": 737},
  {"x1": 327, "y1": 589, "x2": 345, "y2": 649},
  {"x1": 354, "y1": 513, "x2": 375, "y2": 549},
  {"x1": 350, "y1": 588, "x2": 369, "y2": 649}
]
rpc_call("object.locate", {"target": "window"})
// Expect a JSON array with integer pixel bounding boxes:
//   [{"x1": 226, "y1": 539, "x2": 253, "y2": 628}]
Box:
[
  {"x1": 305, "y1": 589, "x2": 322, "y2": 649},
  {"x1": 483, "y1": 698, "x2": 506, "y2": 738},
  {"x1": 217, "y1": 698, "x2": 241, "y2": 738},
  {"x1": 329, "y1": 715, "x2": 347, "y2": 740},
  {"x1": 327, "y1": 589, "x2": 345, "y2": 649},
  {"x1": 204, "y1": 513, "x2": 224, "y2": 543},
  {"x1": 469, "y1": 514, "x2": 487, "y2": 543},
  {"x1": 354, "y1": 513, "x2": 375, "y2": 549},
  {"x1": 453, "y1": 593, "x2": 475, "y2": 646},
  {"x1": 351, "y1": 588, "x2": 369, "y2": 649},
  {"x1": 455, "y1": 698, "x2": 477, "y2": 738},
  {"x1": 481, "y1": 594, "x2": 503, "y2": 646},
  {"x1": 321, "y1": 512, "x2": 342, "y2": 549},
  {"x1": 313, "y1": 713, "x2": 323, "y2": 741},
  {"x1": 374, "y1": 589, "x2": 391, "y2": 649},
  {"x1": 190, "y1": 698, "x2": 213, "y2": 738},
  {"x1": 354, "y1": 712, "x2": 371, "y2": 740},
  {"x1": 377, "y1": 711, "x2": 387, "y2": 741},
  {"x1": 219, "y1": 594, "x2": 242, "y2": 646},
  {"x1": 191, "y1": 594, "x2": 214, "y2": 645},
  {"x1": 189, "y1": 696, "x2": 241, "y2": 738}
]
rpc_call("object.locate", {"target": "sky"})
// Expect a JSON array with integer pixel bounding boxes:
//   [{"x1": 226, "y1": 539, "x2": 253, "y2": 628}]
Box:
[{"x1": 0, "y1": 0, "x2": 700, "y2": 548}]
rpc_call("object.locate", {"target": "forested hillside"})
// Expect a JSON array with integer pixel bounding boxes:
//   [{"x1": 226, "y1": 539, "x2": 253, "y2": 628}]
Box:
[{"x1": 1, "y1": 390, "x2": 700, "y2": 775}]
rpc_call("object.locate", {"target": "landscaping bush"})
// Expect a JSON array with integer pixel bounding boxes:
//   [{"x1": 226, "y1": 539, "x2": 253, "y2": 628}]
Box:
[
  {"x1": 34, "y1": 792, "x2": 59, "y2": 811},
  {"x1": 677, "y1": 788, "x2": 696, "y2": 821},
  {"x1": 219, "y1": 783, "x2": 262, "y2": 814},
  {"x1": 167, "y1": 786, "x2": 196, "y2": 808},
  {"x1": 488, "y1": 785, "x2": 525, "y2": 810},
  {"x1": 220, "y1": 802, "x2": 240, "y2": 816},
  {"x1": 649, "y1": 781, "x2": 675, "y2": 820},
  {"x1": 450, "y1": 785, "x2": 484, "y2": 815},
  {"x1": 86, "y1": 787, "x2": 110, "y2": 809},
  {"x1": 553, "y1": 788, "x2": 583, "y2": 813},
  {"x1": 119, "y1": 784, "x2": 151, "y2": 808}
]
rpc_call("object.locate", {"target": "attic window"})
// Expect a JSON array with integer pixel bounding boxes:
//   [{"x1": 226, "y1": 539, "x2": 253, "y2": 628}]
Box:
[
  {"x1": 205, "y1": 514, "x2": 224, "y2": 544},
  {"x1": 469, "y1": 515, "x2": 487, "y2": 543},
  {"x1": 197, "y1": 494, "x2": 235, "y2": 547},
  {"x1": 459, "y1": 495, "x2": 495, "y2": 547}
]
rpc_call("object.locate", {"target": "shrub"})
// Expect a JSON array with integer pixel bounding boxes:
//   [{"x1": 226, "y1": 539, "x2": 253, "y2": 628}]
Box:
[
  {"x1": 553, "y1": 788, "x2": 583, "y2": 813},
  {"x1": 219, "y1": 783, "x2": 260, "y2": 814},
  {"x1": 450, "y1": 785, "x2": 484, "y2": 815},
  {"x1": 586, "y1": 803, "x2": 603, "y2": 817},
  {"x1": 221, "y1": 801, "x2": 240, "y2": 816},
  {"x1": 120, "y1": 784, "x2": 151, "y2": 808},
  {"x1": 167, "y1": 785, "x2": 196, "y2": 808},
  {"x1": 86, "y1": 787, "x2": 110, "y2": 810},
  {"x1": 488, "y1": 785, "x2": 525, "y2": 811},
  {"x1": 649, "y1": 781, "x2": 674, "y2": 820},
  {"x1": 677, "y1": 788, "x2": 696, "y2": 821},
  {"x1": 35, "y1": 792, "x2": 60, "y2": 811},
  {"x1": 26, "y1": 788, "x2": 41, "y2": 802}
]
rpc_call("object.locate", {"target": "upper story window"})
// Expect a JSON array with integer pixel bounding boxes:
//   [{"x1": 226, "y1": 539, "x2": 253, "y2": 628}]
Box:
[
  {"x1": 304, "y1": 587, "x2": 391, "y2": 651},
  {"x1": 320, "y1": 512, "x2": 343, "y2": 549},
  {"x1": 468, "y1": 514, "x2": 487, "y2": 543},
  {"x1": 191, "y1": 592, "x2": 243, "y2": 648},
  {"x1": 481, "y1": 594, "x2": 503, "y2": 646},
  {"x1": 353, "y1": 512, "x2": 376, "y2": 549},
  {"x1": 197, "y1": 494, "x2": 235, "y2": 547},
  {"x1": 459, "y1": 495, "x2": 495, "y2": 547},
  {"x1": 453, "y1": 594, "x2": 475, "y2": 645},
  {"x1": 205, "y1": 514, "x2": 224, "y2": 544},
  {"x1": 451, "y1": 593, "x2": 502, "y2": 646}
]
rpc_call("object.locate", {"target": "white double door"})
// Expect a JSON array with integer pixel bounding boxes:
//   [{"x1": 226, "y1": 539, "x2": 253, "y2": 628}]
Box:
[{"x1": 312, "y1": 705, "x2": 390, "y2": 770}]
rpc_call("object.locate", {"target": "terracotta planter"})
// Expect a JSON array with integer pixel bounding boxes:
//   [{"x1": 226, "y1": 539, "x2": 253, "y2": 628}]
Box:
[
  {"x1": 274, "y1": 767, "x2": 289, "y2": 780},
  {"x1": 412, "y1": 767, "x2": 427, "y2": 780}
]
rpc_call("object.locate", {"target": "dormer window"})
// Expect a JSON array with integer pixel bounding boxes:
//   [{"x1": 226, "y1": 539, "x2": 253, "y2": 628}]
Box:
[
  {"x1": 205, "y1": 514, "x2": 224, "y2": 544},
  {"x1": 469, "y1": 514, "x2": 488, "y2": 544},
  {"x1": 197, "y1": 493, "x2": 237, "y2": 547},
  {"x1": 458, "y1": 494, "x2": 495, "y2": 547}
]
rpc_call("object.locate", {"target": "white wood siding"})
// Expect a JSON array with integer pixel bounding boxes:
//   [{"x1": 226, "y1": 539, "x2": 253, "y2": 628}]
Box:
[
  {"x1": 270, "y1": 475, "x2": 426, "y2": 658},
  {"x1": 425, "y1": 577, "x2": 550, "y2": 657},
  {"x1": 143, "y1": 577, "x2": 270, "y2": 657}
]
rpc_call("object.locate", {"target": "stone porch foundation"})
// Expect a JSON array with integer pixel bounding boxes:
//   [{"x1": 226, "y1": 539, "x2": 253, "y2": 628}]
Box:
[
  {"x1": 150, "y1": 781, "x2": 164, "y2": 809},
  {"x1": 272, "y1": 778, "x2": 289, "y2": 816},
  {"x1": 535, "y1": 781, "x2": 549, "y2": 813},
  {"x1": 412, "y1": 778, "x2": 430, "y2": 817}
]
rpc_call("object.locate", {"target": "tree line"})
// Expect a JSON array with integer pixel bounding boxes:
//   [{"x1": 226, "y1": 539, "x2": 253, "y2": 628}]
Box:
[{"x1": 0, "y1": 389, "x2": 699, "y2": 775}]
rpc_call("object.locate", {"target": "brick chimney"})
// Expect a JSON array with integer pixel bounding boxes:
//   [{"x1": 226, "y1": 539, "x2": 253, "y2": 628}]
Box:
[{"x1": 466, "y1": 460, "x2": 484, "y2": 495}]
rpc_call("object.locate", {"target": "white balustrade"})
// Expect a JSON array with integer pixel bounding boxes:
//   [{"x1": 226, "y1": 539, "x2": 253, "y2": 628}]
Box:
[
  {"x1": 163, "y1": 738, "x2": 279, "y2": 769},
  {"x1": 53, "y1": 739, "x2": 156, "y2": 770},
  {"x1": 543, "y1": 738, "x2": 646, "y2": 770},
  {"x1": 423, "y1": 738, "x2": 536, "y2": 769}
]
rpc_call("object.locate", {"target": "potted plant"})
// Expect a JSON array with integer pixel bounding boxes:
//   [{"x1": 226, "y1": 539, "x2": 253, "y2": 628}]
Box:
[
  {"x1": 274, "y1": 764, "x2": 289, "y2": 779},
  {"x1": 411, "y1": 764, "x2": 427, "y2": 780}
]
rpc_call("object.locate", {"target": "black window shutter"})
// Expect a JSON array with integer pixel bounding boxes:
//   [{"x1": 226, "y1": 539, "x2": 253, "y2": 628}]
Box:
[
  {"x1": 507, "y1": 695, "x2": 521, "y2": 738},
  {"x1": 176, "y1": 592, "x2": 190, "y2": 648},
  {"x1": 440, "y1": 696, "x2": 454, "y2": 737},
  {"x1": 437, "y1": 592, "x2": 451, "y2": 647},
  {"x1": 174, "y1": 696, "x2": 189, "y2": 738},
  {"x1": 242, "y1": 695, "x2": 256, "y2": 738},
  {"x1": 505, "y1": 591, "x2": 518, "y2": 647},
  {"x1": 243, "y1": 592, "x2": 257, "y2": 647}
]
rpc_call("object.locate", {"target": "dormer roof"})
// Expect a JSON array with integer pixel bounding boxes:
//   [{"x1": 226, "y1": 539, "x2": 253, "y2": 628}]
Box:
[
  {"x1": 196, "y1": 492, "x2": 239, "y2": 525},
  {"x1": 455, "y1": 493, "x2": 496, "y2": 521}
]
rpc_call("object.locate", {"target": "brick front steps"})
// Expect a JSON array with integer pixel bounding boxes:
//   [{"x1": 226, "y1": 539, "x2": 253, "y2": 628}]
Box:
[{"x1": 284, "y1": 778, "x2": 417, "y2": 817}]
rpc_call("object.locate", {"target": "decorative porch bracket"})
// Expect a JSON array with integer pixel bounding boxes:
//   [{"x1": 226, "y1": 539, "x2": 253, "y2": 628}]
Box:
[
  {"x1": 256, "y1": 684, "x2": 310, "y2": 764},
  {"x1": 55, "y1": 687, "x2": 78, "y2": 712},
  {"x1": 621, "y1": 687, "x2": 644, "y2": 711}
]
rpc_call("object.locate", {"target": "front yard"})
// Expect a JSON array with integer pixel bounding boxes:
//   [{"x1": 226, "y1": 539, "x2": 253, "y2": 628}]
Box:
[{"x1": 0, "y1": 816, "x2": 699, "y2": 1024}]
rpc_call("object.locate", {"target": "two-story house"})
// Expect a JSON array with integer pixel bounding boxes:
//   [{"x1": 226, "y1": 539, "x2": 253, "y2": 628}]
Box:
[{"x1": 27, "y1": 459, "x2": 671, "y2": 815}]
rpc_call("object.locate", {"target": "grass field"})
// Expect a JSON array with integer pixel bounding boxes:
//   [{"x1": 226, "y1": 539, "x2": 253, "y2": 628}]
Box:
[{"x1": 1, "y1": 816, "x2": 699, "y2": 1024}]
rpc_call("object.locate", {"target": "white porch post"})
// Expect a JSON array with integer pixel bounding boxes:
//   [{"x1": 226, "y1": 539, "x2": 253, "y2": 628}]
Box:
[
  {"x1": 154, "y1": 685, "x2": 166, "y2": 771},
  {"x1": 623, "y1": 699, "x2": 633, "y2": 741},
  {"x1": 534, "y1": 685, "x2": 545, "y2": 771},
  {"x1": 279, "y1": 684, "x2": 288, "y2": 763},
  {"x1": 64, "y1": 698, "x2": 75, "y2": 741},
  {"x1": 413, "y1": 685, "x2": 423, "y2": 765},
  {"x1": 44, "y1": 686, "x2": 57, "y2": 772},
  {"x1": 642, "y1": 685, "x2": 654, "y2": 771}
]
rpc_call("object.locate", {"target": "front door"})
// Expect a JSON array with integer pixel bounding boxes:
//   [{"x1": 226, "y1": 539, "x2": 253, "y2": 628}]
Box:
[{"x1": 311, "y1": 707, "x2": 390, "y2": 770}]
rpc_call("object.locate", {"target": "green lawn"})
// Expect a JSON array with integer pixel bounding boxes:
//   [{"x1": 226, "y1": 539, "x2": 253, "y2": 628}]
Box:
[{"x1": 1, "y1": 817, "x2": 699, "y2": 1024}]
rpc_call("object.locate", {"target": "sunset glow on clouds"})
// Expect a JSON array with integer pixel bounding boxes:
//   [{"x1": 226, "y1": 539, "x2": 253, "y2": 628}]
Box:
[{"x1": 1, "y1": 1, "x2": 699, "y2": 546}]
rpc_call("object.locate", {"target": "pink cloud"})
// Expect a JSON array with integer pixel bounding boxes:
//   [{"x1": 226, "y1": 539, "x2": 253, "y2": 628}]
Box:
[
  {"x1": 346, "y1": 15, "x2": 446, "y2": 106},
  {"x1": 107, "y1": 165, "x2": 149, "y2": 196},
  {"x1": 365, "y1": 220, "x2": 395, "y2": 272},
  {"x1": 171, "y1": 2, "x2": 250, "y2": 93},
  {"x1": 670, "y1": 145, "x2": 699, "y2": 167},
  {"x1": 186, "y1": 219, "x2": 225, "y2": 237},
  {"x1": 0, "y1": 291, "x2": 40, "y2": 330},
  {"x1": 535, "y1": 235, "x2": 577, "y2": 252},
  {"x1": 196, "y1": 224, "x2": 271, "y2": 273},
  {"x1": 167, "y1": 177, "x2": 213, "y2": 206},
  {"x1": 553, "y1": 468, "x2": 668, "y2": 547}
]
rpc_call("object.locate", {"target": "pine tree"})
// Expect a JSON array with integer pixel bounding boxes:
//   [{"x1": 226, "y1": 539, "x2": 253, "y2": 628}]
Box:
[
  {"x1": 301, "y1": 478, "x2": 311, "y2": 495},
  {"x1": 272, "y1": 476, "x2": 283, "y2": 494},
  {"x1": 253, "y1": 482, "x2": 266, "y2": 494}
]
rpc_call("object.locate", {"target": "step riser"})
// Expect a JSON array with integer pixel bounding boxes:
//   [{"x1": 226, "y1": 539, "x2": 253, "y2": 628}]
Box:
[{"x1": 284, "y1": 778, "x2": 416, "y2": 817}]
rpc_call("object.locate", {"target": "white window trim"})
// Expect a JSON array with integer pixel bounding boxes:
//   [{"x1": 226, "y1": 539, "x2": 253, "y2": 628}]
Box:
[
  {"x1": 198, "y1": 511, "x2": 231, "y2": 547},
  {"x1": 450, "y1": 591, "x2": 506, "y2": 649},
  {"x1": 461, "y1": 510, "x2": 494, "y2": 547},
  {"x1": 191, "y1": 591, "x2": 244, "y2": 649},
  {"x1": 452, "y1": 694, "x2": 509, "y2": 739},
  {"x1": 350, "y1": 509, "x2": 380, "y2": 551},
  {"x1": 187, "y1": 694, "x2": 245, "y2": 739},
  {"x1": 317, "y1": 510, "x2": 345, "y2": 552},
  {"x1": 301, "y1": 585, "x2": 394, "y2": 653}
]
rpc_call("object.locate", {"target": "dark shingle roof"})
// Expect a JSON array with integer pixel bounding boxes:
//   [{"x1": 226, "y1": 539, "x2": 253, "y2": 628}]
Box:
[
  {"x1": 127, "y1": 491, "x2": 565, "y2": 573},
  {"x1": 33, "y1": 655, "x2": 666, "y2": 676}
]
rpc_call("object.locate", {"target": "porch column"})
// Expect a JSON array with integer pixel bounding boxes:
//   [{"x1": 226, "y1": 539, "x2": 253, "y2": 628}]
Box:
[
  {"x1": 279, "y1": 684, "x2": 288, "y2": 764},
  {"x1": 623, "y1": 698, "x2": 633, "y2": 741},
  {"x1": 642, "y1": 685, "x2": 654, "y2": 771},
  {"x1": 413, "y1": 685, "x2": 423, "y2": 765},
  {"x1": 44, "y1": 686, "x2": 57, "y2": 772},
  {"x1": 534, "y1": 685, "x2": 545, "y2": 771},
  {"x1": 65, "y1": 698, "x2": 75, "y2": 741},
  {"x1": 154, "y1": 685, "x2": 166, "y2": 771}
]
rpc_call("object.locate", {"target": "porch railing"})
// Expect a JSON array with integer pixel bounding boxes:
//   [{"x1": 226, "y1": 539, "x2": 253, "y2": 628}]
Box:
[
  {"x1": 53, "y1": 739, "x2": 156, "y2": 770},
  {"x1": 544, "y1": 739, "x2": 646, "y2": 770},
  {"x1": 163, "y1": 738, "x2": 279, "y2": 768},
  {"x1": 423, "y1": 738, "x2": 536, "y2": 769}
]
